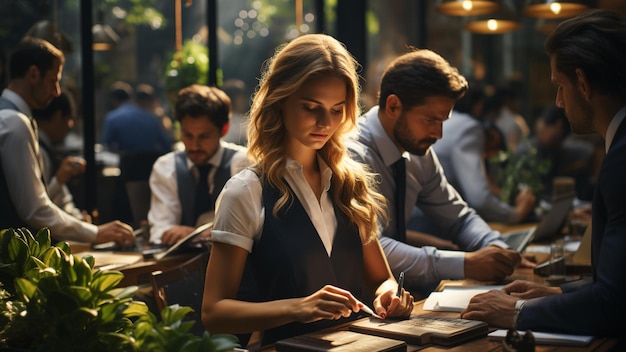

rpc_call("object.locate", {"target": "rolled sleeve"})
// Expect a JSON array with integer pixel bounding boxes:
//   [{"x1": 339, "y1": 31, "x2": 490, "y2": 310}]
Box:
[
  {"x1": 212, "y1": 169, "x2": 263, "y2": 252},
  {"x1": 147, "y1": 153, "x2": 182, "y2": 244}
]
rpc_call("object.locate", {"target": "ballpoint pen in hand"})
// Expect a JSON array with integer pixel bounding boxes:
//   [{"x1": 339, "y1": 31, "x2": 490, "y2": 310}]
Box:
[{"x1": 396, "y1": 271, "x2": 405, "y2": 297}]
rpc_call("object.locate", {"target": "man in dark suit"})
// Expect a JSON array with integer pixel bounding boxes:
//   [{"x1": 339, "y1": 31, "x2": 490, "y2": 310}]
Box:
[{"x1": 461, "y1": 9, "x2": 626, "y2": 339}]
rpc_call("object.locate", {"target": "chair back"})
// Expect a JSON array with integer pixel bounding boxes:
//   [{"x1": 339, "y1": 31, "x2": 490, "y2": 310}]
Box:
[
  {"x1": 150, "y1": 252, "x2": 209, "y2": 336},
  {"x1": 125, "y1": 180, "x2": 151, "y2": 230}
]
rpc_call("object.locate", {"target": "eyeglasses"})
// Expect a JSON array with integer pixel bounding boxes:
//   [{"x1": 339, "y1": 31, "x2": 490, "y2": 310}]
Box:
[{"x1": 502, "y1": 329, "x2": 535, "y2": 352}]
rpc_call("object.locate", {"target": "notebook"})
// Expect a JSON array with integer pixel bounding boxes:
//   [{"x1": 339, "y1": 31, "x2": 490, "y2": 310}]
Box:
[
  {"x1": 349, "y1": 315, "x2": 488, "y2": 346},
  {"x1": 502, "y1": 192, "x2": 576, "y2": 252},
  {"x1": 275, "y1": 330, "x2": 407, "y2": 352}
]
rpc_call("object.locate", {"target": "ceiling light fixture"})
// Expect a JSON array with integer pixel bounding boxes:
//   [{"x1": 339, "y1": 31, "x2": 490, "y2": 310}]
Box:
[
  {"x1": 522, "y1": 0, "x2": 589, "y2": 19},
  {"x1": 25, "y1": 0, "x2": 73, "y2": 53},
  {"x1": 436, "y1": 0, "x2": 501, "y2": 16},
  {"x1": 465, "y1": 0, "x2": 521, "y2": 34},
  {"x1": 92, "y1": 7, "x2": 119, "y2": 51}
]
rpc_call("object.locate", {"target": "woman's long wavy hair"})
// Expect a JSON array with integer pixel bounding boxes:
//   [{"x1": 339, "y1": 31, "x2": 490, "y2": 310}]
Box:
[{"x1": 247, "y1": 33, "x2": 386, "y2": 244}]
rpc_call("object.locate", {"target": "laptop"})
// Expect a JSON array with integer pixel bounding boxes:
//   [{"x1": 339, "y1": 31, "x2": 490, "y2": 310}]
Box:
[{"x1": 502, "y1": 192, "x2": 576, "y2": 252}]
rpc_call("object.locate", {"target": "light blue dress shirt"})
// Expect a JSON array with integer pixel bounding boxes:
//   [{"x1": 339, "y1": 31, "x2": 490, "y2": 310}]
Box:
[{"x1": 349, "y1": 106, "x2": 505, "y2": 287}]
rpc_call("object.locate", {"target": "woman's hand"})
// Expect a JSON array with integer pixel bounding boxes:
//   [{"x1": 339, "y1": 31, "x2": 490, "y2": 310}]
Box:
[
  {"x1": 373, "y1": 280, "x2": 414, "y2": 319},
  {"x1": 291, "y1": 285, "x2": 360, "y2": 324}
]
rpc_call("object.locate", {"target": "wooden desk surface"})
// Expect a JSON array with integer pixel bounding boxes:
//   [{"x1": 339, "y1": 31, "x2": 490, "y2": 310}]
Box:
[
  {"x1": 251, "y1": 268, "x2": 618, "y2": 352},
  {"x1": 69, "y1": 241, "x2": 197, "y2": 287}
]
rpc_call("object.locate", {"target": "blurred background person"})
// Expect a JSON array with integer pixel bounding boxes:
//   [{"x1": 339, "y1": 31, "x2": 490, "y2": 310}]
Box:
[
  {"x1": 101, "y1": 81, "x2": 173, "y2": 225},
  {"x1": 33, "y1": 90, "x2": 91, "y2": 222},
  {"x1": 434, "y1": 80, "x2": 537, "y2": 224},
  {"x1": 101, "y1": 81, "x2": 172, "y2": 154},
  {"x1": 516, "y1": 105, "x2": 595, "y2": 202},
  {"x1": 221, "y1": 78, "x2": 249, "y2": 146},
  {"x1": 484, "y1": 82, "x2": 530, "y2": 151},
  {"x1": 148, "y1": 84, "x2": 249, "y2": 246}
]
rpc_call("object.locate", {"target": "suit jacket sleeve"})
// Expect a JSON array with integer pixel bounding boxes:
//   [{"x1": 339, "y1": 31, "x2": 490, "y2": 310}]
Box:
[{"x1": 518, "y1": 125, "x2": 626, "y2": 337}]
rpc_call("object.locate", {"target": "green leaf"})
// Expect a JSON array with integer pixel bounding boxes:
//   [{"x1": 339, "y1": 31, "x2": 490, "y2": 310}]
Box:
[
  {"x1": 92, "y1": 271, "x2": 124, "y2": 293},
  {"x1": 73, "y1": 257, "x2": 94, "y2": 287},
  {"x1": 0, "y1": 228, "x2": 16, "y2": 262},
  {"x1": 34, "y1": 228, "x2": 52, "y2": 256},
  {"x1": 81, "y1": 254, "x2": 96, "y2": 269},
  {"x1": 122, "y1": 300, "x2": 149, "y2": 318},
  {"x1": 161, "y1": 304, "x2": 194, "y2": 325},
  {"x1": 60, "y1": 254, "x2": 78, "y2": 284},
  {"x1": 209, "y1": 334, "x2": 241, "y2": 351},
  {"x1": 41, "y1": 246, "x2": 64, "y2": 270},
  {"x1": 108, "y1": 285, "x2": 138, "y2": 301},
  {"x1": 68, "y1": 285, "x2": 93, "y2": 304},
  {"x1": 14, "y1": 277, "x2": 37, "y2": 302},
  {"x1": 7, "y1": 236, "x2": 29, "y2": 267},
  {"x1": 98, "y1": 332, "x2": 135, "y2": 351},
  {"x1": 56, "y1": 241, "x2": 72, "y2": 256}
]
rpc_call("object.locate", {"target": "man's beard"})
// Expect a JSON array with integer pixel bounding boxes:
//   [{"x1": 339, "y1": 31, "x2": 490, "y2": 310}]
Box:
[{"x1": 393, "y1": 115, "x2": 436, "y2": 156}]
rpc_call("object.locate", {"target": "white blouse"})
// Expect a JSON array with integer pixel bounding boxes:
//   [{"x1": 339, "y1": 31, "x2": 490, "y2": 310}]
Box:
[{"x1": 211, "y1": 156, "x2": 337, "y2": 256}]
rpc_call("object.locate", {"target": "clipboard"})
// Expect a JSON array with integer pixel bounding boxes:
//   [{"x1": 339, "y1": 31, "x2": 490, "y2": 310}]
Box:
[{"x1": 152, "y1": 222, "x2": 212, "y2": 261}]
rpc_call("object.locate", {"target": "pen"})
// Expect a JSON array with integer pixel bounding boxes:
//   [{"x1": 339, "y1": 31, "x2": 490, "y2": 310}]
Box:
[
  {"x1": 396, "y1": 271, "x2": 405, "y2": 297},
  {"x1": 357, "y1": 300, "x2": 382, "y2": 319}
]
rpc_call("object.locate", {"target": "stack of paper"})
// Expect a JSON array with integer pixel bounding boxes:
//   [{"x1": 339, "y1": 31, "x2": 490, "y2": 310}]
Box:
[
  {"x1": 423, "y1": 285, "x2": 504, "y2": 312},
  {"x1": 78, "y1": 251, "x2": 142, "y2": 270}
]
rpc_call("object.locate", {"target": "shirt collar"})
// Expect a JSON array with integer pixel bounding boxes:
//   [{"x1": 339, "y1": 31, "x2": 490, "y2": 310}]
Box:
[
  {"x1": 366, "y1": 106, "x2": 409, "y2": 166},
  {"x1": 186, "y1": 140, "x2": 225, "y2": 170},
  {"x1": 286, "y1": 155, "x2": 333, "y2": 192},
  {"x1": 1, "y1": 89, "x2": 32, "y2": 117},
  {"x1": 605, "y1": 105, "x2": 626, "y2": 154}
]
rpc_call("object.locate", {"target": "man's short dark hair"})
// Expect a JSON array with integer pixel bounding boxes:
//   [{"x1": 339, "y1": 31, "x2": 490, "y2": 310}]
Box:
[
  {"x1": 175, "y1": 84, "x2": 231, "y2": 130},
  {"x1": 109, "y1": 81, "x2": 133, "y2": 103},
  {"x1": 8, "y1": 37, "x2": 64, "y2": 80},
  {"x1": 546, "y1": 9, "x2": 626, "y2": 99},
  {"x1": 378, "y1": 48, "x2": 468, "y2": 110}
]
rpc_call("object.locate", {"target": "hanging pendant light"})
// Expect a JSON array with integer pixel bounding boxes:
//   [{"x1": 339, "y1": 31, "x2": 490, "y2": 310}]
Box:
[
  {"x1": 25, "y1": 0, "x2": 73, "y2": 53},
  {"x1": 465, "y1": 0, "x2": 521, "y2": 34},
  {"x1": 436, "y1": 0, "x2": 501, "y2": 17},
  {"x1": 522, "y1": 0, "x2": 589, "y2": 19},
  {"x1": 92, "y1": 7, "x2": 119, "y2": 51}
]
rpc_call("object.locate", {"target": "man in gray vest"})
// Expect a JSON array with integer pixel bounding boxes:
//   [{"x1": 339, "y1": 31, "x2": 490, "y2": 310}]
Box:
[
  {"x1": 0, "y1": 37, "x2": 134, "y2": 246},
  {"x1": 148, "y1": 84, "x2": 249, "y2": 245}
]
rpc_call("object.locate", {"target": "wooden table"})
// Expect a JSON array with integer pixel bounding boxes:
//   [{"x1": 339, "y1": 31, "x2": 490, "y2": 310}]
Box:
[
  {"x1": 250, "y1": 267, "x2": 618, "y2": 352},
  {"x1": 69, "y1": 241, "x2": 197, "y2": 287}
]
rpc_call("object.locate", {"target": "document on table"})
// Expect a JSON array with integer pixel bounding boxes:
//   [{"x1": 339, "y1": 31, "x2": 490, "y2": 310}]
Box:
[
  {"x1": 488, "y1": 329, "x2": 594, "y2": 346},
  {"x1": 423, "y1": 285, "x2": 504, "y2": 312},
  {"x1": 78, "y1": 251, "x2": 142, "y2": 270}
]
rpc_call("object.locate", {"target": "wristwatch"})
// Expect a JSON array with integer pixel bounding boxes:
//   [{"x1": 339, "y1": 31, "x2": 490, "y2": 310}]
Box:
[{"x1": 512, "y1": 299, "x2": 527, "y2": 330}]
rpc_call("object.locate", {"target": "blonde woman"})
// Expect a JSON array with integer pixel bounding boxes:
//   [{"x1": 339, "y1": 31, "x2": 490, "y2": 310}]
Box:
[{"x1": 201, "y1": 33, "x2": 413, "y2": 345}]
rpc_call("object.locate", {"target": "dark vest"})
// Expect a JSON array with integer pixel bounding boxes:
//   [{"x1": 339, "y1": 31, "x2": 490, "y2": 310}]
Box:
[
  {"x1": 0, "y1": 97, "x2": 30, "y2": 230},
  {"x1": 39, "y1": 139, "x2": 63, "y2": 182},
  {"x1": 175, "y1": 147, "x2": 238, "y2": 226},
  {"x1": 243, "y1": 180, "x2": 366, "y2": 345}
]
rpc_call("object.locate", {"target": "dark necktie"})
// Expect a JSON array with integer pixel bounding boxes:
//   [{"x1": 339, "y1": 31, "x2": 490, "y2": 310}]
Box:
[
  {"x1": 194, "y1": 164, "x2": 212, "y2": 221},
  {"x1": 393, "y1": 157, "x2": 407, "y2": 243}
]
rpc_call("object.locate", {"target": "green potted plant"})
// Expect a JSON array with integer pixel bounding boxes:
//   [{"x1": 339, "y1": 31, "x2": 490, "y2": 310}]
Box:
[
  {"x1": 0, "y1": 227, "x2": 239, "y2": 352},
  {"x1": 487, "y1": 141, "x2": 551, "y2": 205}
]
